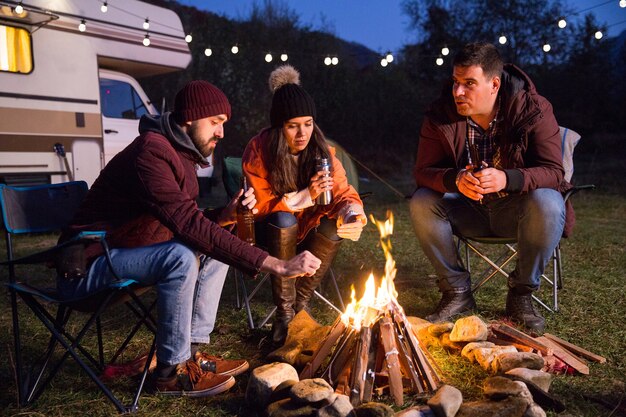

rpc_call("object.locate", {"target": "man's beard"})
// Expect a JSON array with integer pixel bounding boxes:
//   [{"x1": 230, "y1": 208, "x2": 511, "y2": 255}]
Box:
[{"x1": 188, "y1": 123, "x2": 215, "y2": 158}]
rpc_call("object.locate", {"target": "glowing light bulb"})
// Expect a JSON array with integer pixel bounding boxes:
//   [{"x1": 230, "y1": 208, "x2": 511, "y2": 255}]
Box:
[
  {"x1": 143, "y1": 19, "x2": 150, "y2": 30},
  {"x1": 204, "y1": 48, "x2": 212, "y2": 56},
  {"x1": 280, "y1": 53, "x2": 288, "y2": 61},
  {"x1": 380, "y1": 58, "x2": 388, "y2": 67},
  {"x1": 543, "y1": 43, "x2": 551, "y2": 52},
  {"x1": 14, "y1": 3, "x2": 23, "y2": 14},
  {"x1": 331, "y1": 56, "x2": 338, "y2": 65},
  {"x1": 324, "y1": 57, "x2": 331, "y2": 66},
  {"x1": 265, "y1": 53, "x2": 273, "y2": 62},
  {"x1": 101, "y1": 1, "x2": 108, "y2": 13},
  {"x1": 558, "y1": 19, "x2": 566, "y2": 28},
  {"x1": 441, "y1": 47, "x2": 449, "y2": 56},
  {"x1": 143, "y1": 34, "x2": 150, "y2": 46},
  {"x1": 386, "y1": 53, "x2": 393, "y2": 62},
  {"x1": 499, "y1": 35, "x2": 507, "y2": 45},
  {"x1": 620, "y1": 0, "x2": 626, "y2": 8},
  {"x1": 79, "y1": 19, "x2": 86, "y2": 32},
  {"x1": 594, "y1": 30, "x2": 603, "y2": 39},
  {"x1": 436, "y1": 57, "x2": 444, "y2": 66},
  {"x1": 185, "y1": 34, "x2": 192, "y2": 43},
  {"x1": 231, "y1": 45, "x2": 239, "y2": 54}
]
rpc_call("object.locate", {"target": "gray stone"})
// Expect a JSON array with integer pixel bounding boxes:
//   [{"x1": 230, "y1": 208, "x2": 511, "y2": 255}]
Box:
[
  {"x1": 492, "y1": 352, "x2": 545, "y2": 374},
  {"x1": 427, "y1": 384, "x2": 463, "y2": 417},
  {"x1": 474, "y1": 348, "x2": 498, "y2": 371},
  {"x1": 439, "y1": 332, "x2": 465, "y2": 352},
  {"x1": 269, "y1": 380, "x2": 299, "y2": 404},
  {"x1": 461, "y1": 342, "x2": 495, "y2": 362},
  {"x1": 354, "y1": 402, "x2": 395, "y2": 417},
  {"x1": 408, "y1": 316, "x2": 432, "y2": 331},
  {"x1": 427, "y1": 322, "x2": 455, "y2": 337},
  {"x1": 246, "y1": 362, "x2": 300, "y2": 408},
  {"x1": 524, "y1": 403, "x2": 547, "y2": 417},
  {"x1": 450, "y1": 316, "x2": 488, "y2": 342},
  {"x1": 483, "y1": 376, "x2": 527, "y2": 399},
  {"x1": 317, "y1": 394, "x2": 355, "y2": 417},
  {"x1": 506, "y1": 368, "x2": 554, "y2": 392},
  {"x1": 395, "y1": 405, "x2": 436, "y2": 417},
  {"x1": 456, "y1": 398, "x2": 528, "y2": 417},
  {"x1": 268, "y1": 398, "x2": 318, "y2": 417},
  {"x1": 290, "y1": 378, "x2": 334, "y2": 404}
]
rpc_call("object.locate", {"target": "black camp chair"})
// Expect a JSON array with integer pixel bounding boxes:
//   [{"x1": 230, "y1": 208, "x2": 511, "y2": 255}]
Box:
[
  {"x1": 1, "y1": 181, "x2": 156, "y2": 413},
  {"x1": 455, "y1": 127, "x2": 594, "y2": 312},
  {"x1": 222, "y1": 156, "x2": 345, "y2": 329}
]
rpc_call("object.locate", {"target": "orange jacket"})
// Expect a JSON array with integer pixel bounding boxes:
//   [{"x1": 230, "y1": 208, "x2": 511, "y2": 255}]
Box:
[{"x1": 243, "y1": 128, "x2": 363, "y2": 241}]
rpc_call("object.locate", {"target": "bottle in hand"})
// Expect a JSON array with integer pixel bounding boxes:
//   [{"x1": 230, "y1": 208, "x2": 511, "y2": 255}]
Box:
[
  {"x1": 237, "y1": 176, "x2": 255, "y2": 245},
  {"x1": 315, "y1": 157, "x2": 333, "y2": 206}
]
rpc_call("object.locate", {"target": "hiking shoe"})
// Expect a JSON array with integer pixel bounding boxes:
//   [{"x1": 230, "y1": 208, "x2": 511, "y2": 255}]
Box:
[
  {"x1": 154, "y1": 360, "x2": 235, "y2": 397},
  {"x1": 506, "y1": 289, "x2": 545, "y2": 333},
  {"x1": 194, "y1": 351, "x2": 249, "y2": 377},
  {"x1": 426, "y1": 290, "x2": 476, "y2": 323}
]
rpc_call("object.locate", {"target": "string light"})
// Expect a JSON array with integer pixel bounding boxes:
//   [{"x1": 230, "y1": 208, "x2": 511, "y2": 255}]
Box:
[
  {"x1": 143, "y1": 33, "x2": 150, "y2": 46},
  {"x1": 204, "y1": 48, "x2": 212, "y2": 56},
  {"x1": 498, "y1": 35, "x2": 507, "y2": 44},
  {"x1": 331, "y1": 56, "x2": 339, "y2": 65},
  {"x1": 280, "y1": 53, "x2": 288, "y2": 61},
  {"x1": 231, "y1": 45, "x2": 239, "y2": 54},
  {"x1": 558, "y1": 18, "x2": 567, "y2": 28},
  {"x1": 78, "y1": 19, "x2": 86, "y2": 32},
  {"x1": 620, "y1": 0, "x2": 626, "y2": 8},
  {"x1": 14, "y1": 2, "x2": 23, "y2": 14},
  {"x1": 543, "y1": 43, "x2": 551, "y2": 52},
  {"x1": 185, "y1": 34, "x2": 192, "y2": 43},
  {"x1": 101, "y1": 1, "x2": 108, "y2": 13},
  {"x1": 436, "y1": 57, "x2": 444, "y2": 66},
  {"x1": 143, "y1": 18, "x2": 150, "y2": 30},
  {"x1": 264, "y1": 53, "x2": 273, "y2": 62},
  {"x1": 380, "y1": 58, "x2": 389, "y2": 67},
  {"x1": 441, "y1": 47, "x2": 449, "y2": 56},
  {"x1": 594, "y1": 30, "x2": 603, "y2": 39},
  {"x1": 385, "y1": 52, "x2": 394, "y2": 62},
  {"x1": 324, "y1": 56, "x2": 332, "y2": 66}
]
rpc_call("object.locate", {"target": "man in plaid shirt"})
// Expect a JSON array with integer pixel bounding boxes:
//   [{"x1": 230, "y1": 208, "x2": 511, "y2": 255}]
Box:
[{"x1": 409, "y1": 42, "x2": 571, "y2": 332}]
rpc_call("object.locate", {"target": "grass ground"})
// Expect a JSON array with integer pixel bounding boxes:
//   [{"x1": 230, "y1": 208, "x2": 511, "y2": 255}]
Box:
[{"x1": 0, "y1": 167, "x2": 624, "y2": 416}]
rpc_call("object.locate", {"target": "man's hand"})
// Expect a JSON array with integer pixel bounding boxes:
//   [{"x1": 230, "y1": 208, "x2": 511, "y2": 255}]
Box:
[
  {"x1": 336, "y1": 213, "x2": 367, "y2": 241},
  {"x1": 261, "y1": 251, "x2": 321, "y2": 278},
  {"x1": 456, "y1": 164, "x2": 506, "y2": 201},
  {"x1": 474, "y1": 168, "x2": 507, "y2": 194},
  {"x1": 217, "y1": 187, "x2": 259, "y2": 226}
]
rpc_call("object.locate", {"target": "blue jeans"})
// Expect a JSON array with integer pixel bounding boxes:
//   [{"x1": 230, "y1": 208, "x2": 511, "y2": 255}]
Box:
[
  {"x1": 57, "y1": 240, "x2": 229, "y2": 366},
  {"x1": 409, "y1": 188, "x2": 565, "y2": 293}
]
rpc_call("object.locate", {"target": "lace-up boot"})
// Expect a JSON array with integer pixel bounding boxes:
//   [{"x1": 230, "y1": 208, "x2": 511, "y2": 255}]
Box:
[
  {"x1": 506, "y1": 288, "x2": 545, "y2": 333},
  {"x1": 425, "y1": 289, "x2": 476, "y2": 323}
]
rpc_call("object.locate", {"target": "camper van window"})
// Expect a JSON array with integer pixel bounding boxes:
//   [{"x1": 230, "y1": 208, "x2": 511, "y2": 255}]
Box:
[
  {"x1": 0, "y1": 24, "x2": 33, "y2": 74},
  {"x1": 100, "y1": 78, "x2": 150, "y2": 120}
]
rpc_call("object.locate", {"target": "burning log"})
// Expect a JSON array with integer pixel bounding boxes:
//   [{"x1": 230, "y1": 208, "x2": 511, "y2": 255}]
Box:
[{"x1": 299, "y1": 211, "x2": 441, "y2": 406}]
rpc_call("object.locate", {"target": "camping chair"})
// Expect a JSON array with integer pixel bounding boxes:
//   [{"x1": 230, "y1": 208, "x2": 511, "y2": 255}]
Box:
[
  {"x1": 222, "y1": 156, "x2": 345, "y2": 329},
  {"x1": 455, "y1": 127, "x2": 594, "y2": 312},
  {"x1": 1, "y1": 181, "x2": 157, "y2": 413}
]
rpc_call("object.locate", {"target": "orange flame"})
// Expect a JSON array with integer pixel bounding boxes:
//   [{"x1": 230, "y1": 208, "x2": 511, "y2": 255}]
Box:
[{"x1": 341, "y1": 210, "x2": 401, "y2": 330}]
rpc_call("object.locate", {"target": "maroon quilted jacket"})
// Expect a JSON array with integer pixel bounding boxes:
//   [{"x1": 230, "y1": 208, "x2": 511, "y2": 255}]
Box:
[
  {"x1": 413, "y1": 64, "x2": 575, "y2": 236},
  {"x1": 62, "y1": 113, "x2": 268, "y2": 276}
]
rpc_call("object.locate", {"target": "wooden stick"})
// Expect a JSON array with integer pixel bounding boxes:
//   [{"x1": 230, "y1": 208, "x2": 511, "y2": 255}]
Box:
[
  {"x1": 335, "y1": 362, "x2": 352, "y2": 396},
  {"x1": 327, "y1": 329, "x2": 357, "y2": 385},
  {"x1": 349, "y1": 326, "x2": 371, "y2": 406},
  {"x1": 536, "y1": 336, "x2": 590, "y2": 375},
  {"x1": 300, "y1": 316, "x2": 346, "y2": 379},
  {"x1": 380, "y1": 316, "x2": 404, "y2": 406},
  {"x1": 543, "y1": 333, "x2": 606, "y2": 364},
  {"x1": 362, "y1": 323, "x2": 379, "y2": 403},
  {"x1": 396, "y1": 313, "x2": 440, "y2": 391},
  {"x1": 392, "y1": 316, "x2": 423, "y2": 393},
  {"x1": 487, "y1": 335, "x2": 534, "y2": 352},
  {"x1": 491, "y1": 323, "x2": 552, "y2": 355}
]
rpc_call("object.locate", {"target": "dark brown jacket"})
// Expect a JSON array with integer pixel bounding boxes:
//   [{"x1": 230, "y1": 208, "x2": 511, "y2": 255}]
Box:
[
  {"x1": 413, "y1": 64, "x2": 575, "y2": 236},
  {"x1": 63, "y1": 113, "x2": 268, "y2": 276}
]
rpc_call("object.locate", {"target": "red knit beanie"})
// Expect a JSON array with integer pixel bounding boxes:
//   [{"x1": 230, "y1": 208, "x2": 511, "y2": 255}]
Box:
[{"x1": 173, "y1": 80, "x2": 231, "y2": 123}]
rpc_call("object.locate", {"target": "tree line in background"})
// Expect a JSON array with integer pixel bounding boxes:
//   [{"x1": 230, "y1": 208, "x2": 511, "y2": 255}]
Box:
[{"x1": 142, "y1": 0, "x2": 626, "y2": 180}]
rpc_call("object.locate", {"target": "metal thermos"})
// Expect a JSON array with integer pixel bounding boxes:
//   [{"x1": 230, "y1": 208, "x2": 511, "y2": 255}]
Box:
[{"x1": 315, "y1": 157, "x2": 333, "y2": 206}]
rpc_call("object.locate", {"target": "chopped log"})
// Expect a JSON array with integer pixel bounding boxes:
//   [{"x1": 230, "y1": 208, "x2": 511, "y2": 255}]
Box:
[
  {"x1": 393, "y1": 317, "x2": 425, "y2": 393},
  {"x1": 487, "y1": 335, "x2": 534, "y2": 352},
  {"x1": 327, "y1": 329, "x2": 357, "y2": 384},
  {"x1": 491, "y1": 323, "x2": 552, "y2": 355},
  {"x1": 335, "y1": 362, "x2": 352, "y2": 396},
  {"x1": 536, "y1": 336, "x2": 590, "y2": 375},
  {"x1": 300, "y1": 316, "x2": 346, "y2": 379},
  {"x1": 397, "y1": 313, "x2": 440, "y2": 391},
  {"x1": 380, "y1": 316, "x2": 404, "y2": 406},
  {"x1": 363, "y1": 329, "x2": 381, "y2": 403},
  {"x1": 349, "y1": 326, "x2": 371, "y2": 406},
  {"x1": 543, "y1": 333, "x2": 606, "y2": 364}
]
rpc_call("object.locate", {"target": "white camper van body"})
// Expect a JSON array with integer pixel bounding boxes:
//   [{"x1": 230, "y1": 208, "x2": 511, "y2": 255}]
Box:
[{"x1": 0, "y1": 0, "x2": 191, "y2": 186}]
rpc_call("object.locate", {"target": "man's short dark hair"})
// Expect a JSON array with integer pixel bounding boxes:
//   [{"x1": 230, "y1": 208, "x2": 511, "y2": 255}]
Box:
[{"x1": 453, "y1": 42, "x2": 503, "y2": 79}]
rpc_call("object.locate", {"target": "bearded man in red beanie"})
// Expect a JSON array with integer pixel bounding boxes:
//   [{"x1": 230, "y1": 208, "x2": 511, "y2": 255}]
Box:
[{"x1": 58, "y1": 80, "x2": 321, "y2": 397}]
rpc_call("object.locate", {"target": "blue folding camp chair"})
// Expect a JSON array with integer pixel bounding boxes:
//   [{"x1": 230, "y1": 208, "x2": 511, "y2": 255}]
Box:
[{"x1": 1, "y1": 181, "x2": 156, "y2": 413}]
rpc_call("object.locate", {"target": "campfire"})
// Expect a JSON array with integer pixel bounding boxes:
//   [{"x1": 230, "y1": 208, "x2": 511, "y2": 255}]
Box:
[{"x1": 300, "y1": 211, "x2": 441, "y2": 406}]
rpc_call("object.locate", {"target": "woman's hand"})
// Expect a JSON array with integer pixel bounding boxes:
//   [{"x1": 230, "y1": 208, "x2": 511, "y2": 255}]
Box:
[
  {"x1": 337, "y1": 212, "x2": 367, "y2": 241},
  {"x1": 308, "y1": 169, "x2": 334, "y2": 200}
]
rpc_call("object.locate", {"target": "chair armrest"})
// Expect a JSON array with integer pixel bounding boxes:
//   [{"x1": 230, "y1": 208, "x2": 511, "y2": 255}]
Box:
[{"x1": 564, "y1": 184, "x2": 595, "y2": 203}]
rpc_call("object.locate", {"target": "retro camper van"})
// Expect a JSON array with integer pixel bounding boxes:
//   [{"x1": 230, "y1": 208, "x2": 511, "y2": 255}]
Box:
[{"x1": 0, "y1": 0, "x2": 191, "y2": 186}]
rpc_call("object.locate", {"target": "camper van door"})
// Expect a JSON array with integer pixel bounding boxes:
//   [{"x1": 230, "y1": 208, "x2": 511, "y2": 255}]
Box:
[{"x1": 99, "y1": 69, "x2": 158, "y2": 165}]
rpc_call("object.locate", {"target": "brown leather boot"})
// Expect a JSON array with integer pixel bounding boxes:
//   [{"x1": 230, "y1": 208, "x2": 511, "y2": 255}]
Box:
[
  {"x1": 266, "y1": 223, "x2": 298, "y2": 346},
  {"x1": 294, "y1": 231, "x2": 342, "y2": 313}
]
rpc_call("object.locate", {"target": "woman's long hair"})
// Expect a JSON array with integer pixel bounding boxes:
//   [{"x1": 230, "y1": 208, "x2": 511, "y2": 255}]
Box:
[{"x1": 267, "y1": 122, "x2": 331, "y2": 196}]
